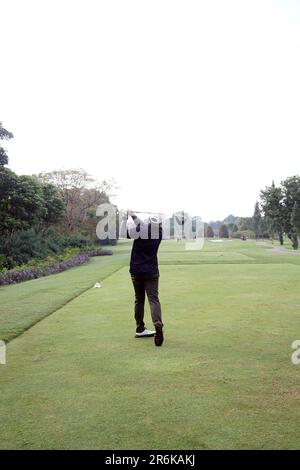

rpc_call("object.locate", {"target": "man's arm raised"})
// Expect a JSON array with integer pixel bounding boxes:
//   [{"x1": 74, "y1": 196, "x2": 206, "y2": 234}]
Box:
[
  {"x1": 128, "y1": 210, "x2": 144, "y2": 227},
  {"x1": 119, "y1": 210, "x2": 145, "y2": 239}
]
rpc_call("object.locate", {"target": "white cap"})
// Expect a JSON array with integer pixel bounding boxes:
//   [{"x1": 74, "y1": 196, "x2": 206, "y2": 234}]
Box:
[{"x1": 149, "y1": 213, "x2": 163, "y2": 224}]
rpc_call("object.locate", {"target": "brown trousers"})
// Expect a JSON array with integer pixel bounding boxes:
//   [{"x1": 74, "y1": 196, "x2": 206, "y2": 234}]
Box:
[{"x1": 131, "y1": 275, "x2": 163, "y2": 332}]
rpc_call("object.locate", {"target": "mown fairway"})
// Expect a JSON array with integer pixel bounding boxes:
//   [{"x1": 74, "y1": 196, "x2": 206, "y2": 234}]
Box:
[{"x1": 1, "y1": 240, "x2": 300, "y2": 449}]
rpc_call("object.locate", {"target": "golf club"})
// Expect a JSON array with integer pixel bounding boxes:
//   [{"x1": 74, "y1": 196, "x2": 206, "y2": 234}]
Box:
[
  {"x1": 132, "y1": 211, "x2": 170, "y2": 216},
  {"x1": 132, "y1": 210, "x2": 188, "y2": 222}
]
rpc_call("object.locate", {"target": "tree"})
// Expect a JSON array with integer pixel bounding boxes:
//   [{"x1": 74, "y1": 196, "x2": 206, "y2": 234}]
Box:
[
  {"x1": 259, "y1": 217, "x2": 270, "y2": 239},
  {"x1": 0, "y1": 122, "x2": 13, "y2": 166},
  {"x1": 230, "y1": 223, "x2": 239, "y2": 232},
  {"x1": 281, "y1": 176, "x2": 300, "y2": 250},
  {"x1": 223, "y1": 214, "x2": 238, "y2": 224},
  {"x1": 0, "y1": 169, "x2": 46, "y2": 235},
  {"x1": 237, "y1": 217, "x2": 254, "y2": 231},
  {"x1": 219, "y1": 224, "x2": 229, "y2": 238},
  {"x1": 260, "y1": 181, "x2": 284, "y2": 244},
  {"x1": 0, "y1": 167, "x2": 19, "y2": 234},
  {"x1": 208, "y1": 220, "x2": 223, "y2": 232},
  {"x1": 227, "y1": 222, "x2": 238, "y2": 236},
  {"x1": 253, "y1": 202, "x2": 262, "y2": 239},
  {"x1": 260, "y1": 177, "x2": 300, "y2": 249},
  {"x1": 291, "y1": 200, "x2": 300, "y2": 234},
  {"x1": 0, "y1": 168, "x2": 65, "y2": 237},
  {"x1": 291, "y1": 189, "x2": 300, "y2": 239},
  {"x1": 40, "y1": 183, "x2": 65, "y2": 226},
  {"x1": 205, "y1": 225, "x2": 214, "y2": 238},
  {"x1": 37, "y1": 169, "x2": 115, "y2": 233}
]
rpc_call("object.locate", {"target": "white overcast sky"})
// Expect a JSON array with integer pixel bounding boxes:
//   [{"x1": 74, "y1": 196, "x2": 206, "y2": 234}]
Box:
[{"x1": 1, "y1": 0, "x2": 300, "y2": 221}]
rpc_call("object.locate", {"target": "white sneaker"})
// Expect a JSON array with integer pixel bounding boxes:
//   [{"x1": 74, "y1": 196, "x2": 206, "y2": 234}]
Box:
[{"x1": 135, "y1": 328, "x2": 156, "y2": 338}]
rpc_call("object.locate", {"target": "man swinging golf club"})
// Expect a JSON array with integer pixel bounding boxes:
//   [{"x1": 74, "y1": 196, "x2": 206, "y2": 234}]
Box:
[{"x1": 120, "y1": 210, "x2": 164, "y2": 346}]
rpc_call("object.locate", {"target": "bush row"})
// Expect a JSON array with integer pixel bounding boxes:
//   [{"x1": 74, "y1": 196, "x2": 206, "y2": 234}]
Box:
[{"x1": 0, "y1": 249, "x2": 112, "y2": 286}]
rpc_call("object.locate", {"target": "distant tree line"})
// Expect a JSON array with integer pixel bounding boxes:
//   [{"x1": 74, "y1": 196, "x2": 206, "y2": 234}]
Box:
[
  {"x1": 204, "y1": 176, "x2": 300, "y2": 250},
  {"x1": 204, "y1": 213, "x2": 262, "y2": 240}
]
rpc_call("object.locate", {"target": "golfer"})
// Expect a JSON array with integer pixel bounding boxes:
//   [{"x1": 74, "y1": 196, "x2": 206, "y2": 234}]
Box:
[{"x1": 120, "y1": 210, "x2": 164, "y2": 346}]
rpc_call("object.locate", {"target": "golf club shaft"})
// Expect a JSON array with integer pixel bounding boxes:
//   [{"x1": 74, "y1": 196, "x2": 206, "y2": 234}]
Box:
[{"x1": 133, "y1": 210, "x2": 169, "y2": 216}]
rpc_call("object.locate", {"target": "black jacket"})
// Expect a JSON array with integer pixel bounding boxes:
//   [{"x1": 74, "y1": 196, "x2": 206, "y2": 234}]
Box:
[{"x1": 128, "y1": 223, "x2": 162, "y2": 278}]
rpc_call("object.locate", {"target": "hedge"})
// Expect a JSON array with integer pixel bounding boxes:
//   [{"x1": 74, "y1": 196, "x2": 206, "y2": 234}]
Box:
[{"x1": 0, "y1": 249, "x2": 112, "y2": 286}]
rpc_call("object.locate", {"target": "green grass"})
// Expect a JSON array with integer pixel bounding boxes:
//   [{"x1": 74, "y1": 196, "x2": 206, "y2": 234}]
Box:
[
  {"x1": 0, "y1": 244, "x2": 130, "y2": 343},
  {"x1": 1, "y1": 239, "x2": 300, "y2": 449}
]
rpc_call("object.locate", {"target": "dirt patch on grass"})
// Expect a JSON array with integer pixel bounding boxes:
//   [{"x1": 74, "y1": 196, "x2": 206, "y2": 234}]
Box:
[{"x1": 269, "y1": 247, "x2": 300, "y2": 256}]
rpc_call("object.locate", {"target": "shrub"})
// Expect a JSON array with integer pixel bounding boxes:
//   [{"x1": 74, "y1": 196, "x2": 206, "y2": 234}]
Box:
[
  {"x1": 0, "y1": 249, "x2": 113, "y2": 286},
  {"x1": 231, "y1": 230, "x2": 255, "y2": 239},
  {"x1": 97, "y1": 238, "x2": 117, "y2": 246},
  {"x1": 0, "y1": 228, "x2": 64, "y2": 268},
  {"x1": 0, "y1": 229, "x2": 101, "y2": 270},
  {"x1": 86, "y1": 249, "x2": 113, "y2": 257},
  {"x1": 63, "y1": 233, "x2": 95, "y2": 249},
  {"x1": 0, "y1": 253, "x2": 90, "y2": 285}
]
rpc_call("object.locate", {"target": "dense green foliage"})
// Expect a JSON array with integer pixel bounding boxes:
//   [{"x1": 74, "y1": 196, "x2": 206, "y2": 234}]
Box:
[
  {"x1": 0, "y1": 227, "x2": 100, "y2": 270},
  {"x1": 0, "y1": 166, "x2": 66, "y2": 268},
  {"x1": 291, "y1": 199, "x2": 300, "y2": 236},
  {"x1": 0, "y1": 169, "x2": 65, "y2": 237},
  {"x1": 0, "y1": 125, "x2": 116, "y2": 268},
  {"x1": 260, "y1": 181, "x2": 284, "y2": 244},
  {"x1": 260, "y1": 176, "x2": 300, "y2": 249}
]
